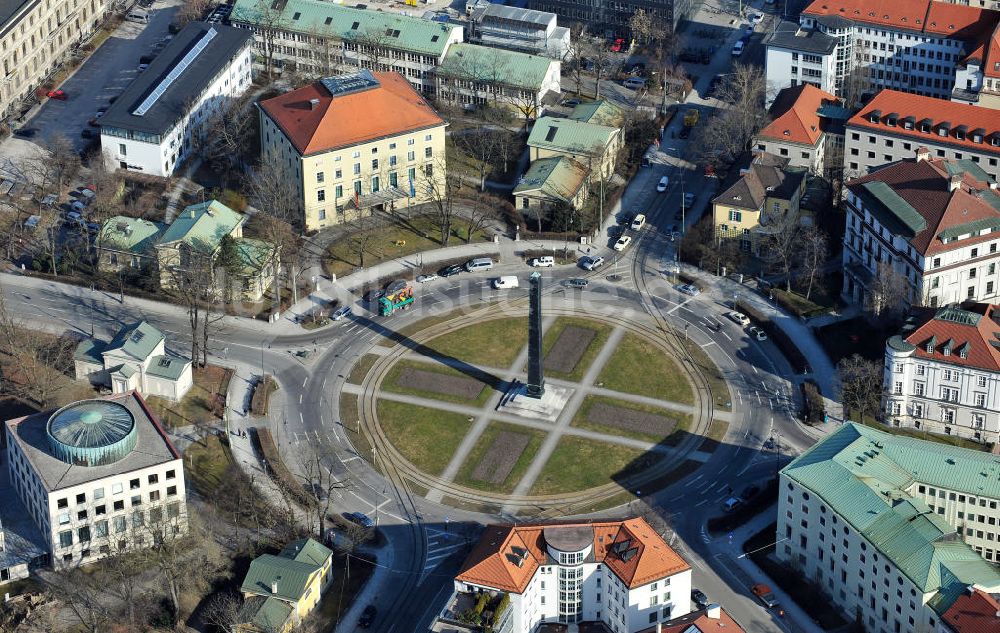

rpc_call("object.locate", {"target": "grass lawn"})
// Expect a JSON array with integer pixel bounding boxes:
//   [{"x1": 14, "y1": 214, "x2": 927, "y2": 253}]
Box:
[
  {"x1": 422, "y1": 317, "x2": 527, "y2": 368},
  {"x1": 683, "y1": 339, "x2": 732, "y2": 411},
  {"x1": 571, "y1": 395, "x2": 691, "y2": 444},
  {"x1": 540, "y1": 317, "x2": 613, "y2": 381},
  {"x1": 147, "y1": 365, "x2": 233, "y2": 429},
  {"x1": 598, "y1": 333, "x2": 693, "y2": 404},
  {"x1": 852, "y1": 412, "x2": 989, "y2": 452},
  {"x1": 382, "y1": 358, "x2": 496, "y2": 406},
  {"x1": 323, "y1": 214, "x2": 491, "y2": 278},
  {"x1": 377, "y1": 400, "x2": 471, "y2": 476},
  {"x1": 183, "y1": 434, "x2": 233, "y2": 497},
  {"x1": 529, "y1": 437, "x2": 646, "y2": 496},
  {"x1": 376, "y1": 311, "x2": 462, "y2": 348},
  {"x1": 347, "y1": 354, "x2": 379, "y2": 384},
  {"x1": 454, "y1": 422, "x2": 545, "y2": 494}
]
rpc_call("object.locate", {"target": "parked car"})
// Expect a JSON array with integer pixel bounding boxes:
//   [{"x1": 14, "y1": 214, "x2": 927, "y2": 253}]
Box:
[
  {"x1": 437, "y1": 264, "x2": 463, "y2": 277},
  {"x1": 46, "y1": 89, "x2": 67, "y2": 100},
  {"x1": 749, "y1": 12, "x2": 764, "y2": 25},
  {"x1": 677, "y1": 283, "x2": 700, "y2": 296},
  {"x1": 728, "y1": 311, "x2": 750, "y2": 326},
  {"x1": 530, "y1": 256, "x2": 555, "y2": 267},
  {"x1": 691, "y1": 589, "x2": 709, "y2": 609},
  {"x1": 70, "y1": 200, "x2": 86, "y2": 213},
  {"x1": 415, "y1": 273, "x2": 438, "y2": 283},
  {"x1": 580, "y1": 255, "x2": 605, "y2": 270},
  {"x1": 723, "y1": 497, "x2": 742, "y2": 512},
  {"x1": 748, "y1": 325, "x2": 768, "y2": 341},
  {"x1": 630, "y1": 214, "x2": 646, "y2": 230},
  {"x1": 139, "y1": 54, "x2": 154, "y2": 64},
  {"x1": 358, "y1": 605, "x2": 377, "y2": 629},
  {"x1": 344, "y1": 512, "x2": 375, "y2": 528},
  {"x1": 565, "y1": 278, "x2": 589, "y2": 288},
  {"x1": 137, "y1": 63, "x2": 150, "y2": 71},
  {"x1": 64, "y1": 210, "x2": 84, "y2": 225},
  {"x1": 13, "y1": 128, "x2": 37, "y2": 138},
  {"x1": 751, "y1": 583, "x2": 780, "y2": 609},
  {"x1": 613, "y1": 235, "x2": 632, "y2": 251},
  {"x1": 682, "y1": 192, "x2": 695, "y2": 209},
  {"x1": 657, "y1": 176, "x2": 669, "y2": 192},
  {"x1": 331, "y1": 306, "x2": 351, "y2": 320},
  {"x1": 561, "y1": 98, "x2": 582, "y2": 107},
  {"x1": 610, "y1": 37, "x2": 625, "y2": 52},
  {"x1": 732, "y1": 40, "x2": 745, "y2": 56}
]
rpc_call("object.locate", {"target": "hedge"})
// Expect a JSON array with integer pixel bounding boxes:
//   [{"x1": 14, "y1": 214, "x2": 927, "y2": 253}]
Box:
[
  {"x1": 741, "y1": 303, "x2": 810, "y2": 373},
  {"x1": 801, "y1": 380, "x2": 825, "y2": 425},
  {"x1": 250, "y1": 375, "x2": 277, "y2": 416}
]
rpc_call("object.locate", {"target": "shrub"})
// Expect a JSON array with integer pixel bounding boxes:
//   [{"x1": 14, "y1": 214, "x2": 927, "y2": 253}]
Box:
[
  {"x1": 801, "y1": 380, "x2": 825, "y2": 425},
  {"x1": 741, "y1": 304, "x2": 810, "y2": 373}
]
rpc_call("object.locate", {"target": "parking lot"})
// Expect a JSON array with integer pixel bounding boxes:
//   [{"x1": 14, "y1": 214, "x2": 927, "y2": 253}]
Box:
[{"x1": 16, "y1": 0, "x2": 184, "y2": 154}]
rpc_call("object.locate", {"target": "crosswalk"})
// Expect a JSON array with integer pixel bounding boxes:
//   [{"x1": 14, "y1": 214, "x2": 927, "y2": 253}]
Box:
[{"x1": 421, "y1": 526, "x2": 469, "y2": 582}]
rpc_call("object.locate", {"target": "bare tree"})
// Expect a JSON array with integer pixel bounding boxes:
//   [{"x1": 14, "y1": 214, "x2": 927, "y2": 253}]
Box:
[
  {"x1": 759, "y1": 210, "x2": 800, "y2": 292},
  {"x1": 198, "y1": 95, "x2": 257, "y2": 185},
  {"x1": 425, "y1": 157, "x2": 461, "y2": 246},
  {"x1": 230, "y1": 0, "x2": 286, "y2": 79},
  {"x1": 165, "y1": 248, "x2": 216, "y2": 366},
  {"x1": 866, "y1": 260, "x2": 911, "y2": 320},
  {"x1": 350, "y1": 27, "x2": 395, "y2": 71},
  {"x1": 0, "y1": 285, "x2": 74, "y2": 407},
  {"x1": 463, "y1": 192, "x2": 501, "y2": 242},
  {"x1": 175, "y1": 0, "x2": 210, "y2": 27},
  {"x1": 201, "y1": 591, "x2": 246, "y2": 632},
  {"x1": 562, "y1": 23, "x2": 588, "y2": 95},
  {"x1": 40, "y1": 567, "x2": 113, "y2": 633},
  {"x1": 452, "y1": 129, "x2": 499, "y2": 191},
  {"x1": 691, "y1": 63, "x2": 770, "y2": 166},
  {"x1": 347, "y1": 211, "x2": 385, "y2": 269},
  {"x1": 796, "y1": 226, "x2": 829, "y2": 300},
  {"x1": 628, "y1": 9, "x2": 653, "y2": 45},
  {"x1": 303, "y1": 452, "x2": 347, "y2": 537},
  {"x1": 243, "y1": 156, "x2": 301, "y2": 311},
  {"x1": 838, "y1": 354, "x2": 884, "y2": 422},
  {"x1": 581, "y1": 35, "x2": 616, "y2": 100}
]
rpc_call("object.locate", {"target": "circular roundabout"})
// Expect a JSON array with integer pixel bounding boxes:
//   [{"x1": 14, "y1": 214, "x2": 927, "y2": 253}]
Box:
[{"x1": 346, "y1": 301, "x2": 730, "y2": 517}]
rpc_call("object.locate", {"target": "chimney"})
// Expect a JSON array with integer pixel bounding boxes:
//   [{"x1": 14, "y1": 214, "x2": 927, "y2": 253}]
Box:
[
  {"x1": 706, "y1": 604, "x2": 722, "y2": 620},
  {"x1": 270, "y1": 581, "x2": 278, "y2": 594},
  {"x1": 950, "y1": 174, "x2": 962, "y2": 192},
  {"x1": 915, "y1": 146, "x2": 930, "y2": 162},
  {"x1": 309, "y1": 98, "x2": 320, "y2": 110},
  {"x1": 655, "y1": 623, "x2": 662, "y2": 633}
]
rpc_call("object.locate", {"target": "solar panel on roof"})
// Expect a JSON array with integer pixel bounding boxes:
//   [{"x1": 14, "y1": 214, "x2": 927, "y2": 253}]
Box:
[
  {"x1": 320, "y1": 69, "x2": 380, "y2": 97},
  {"x1": 133, "y1": 27, "x2": 219, "y2": 116}
]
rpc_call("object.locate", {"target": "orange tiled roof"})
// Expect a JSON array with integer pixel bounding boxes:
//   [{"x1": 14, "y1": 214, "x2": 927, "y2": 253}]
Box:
[
  {"x1": 902, "y1": 303, "x2": 1000, "y2": 371},
  {"x1": 758, "y1": 84, "x2": 839, "y2": 146},
  {"x1": 802, "y1": 0, "x2": 998, "y2": 42},
  {"x1": 847, "y1": 89, "x2": 1000, "y2": 156},
  {"x1": 640, "y1": 606, "x2": 745, "y2": 633},
  {"x1": 943, "y1": 588, "x2": 1000, "y2": 633},
  {"x1": 258, "y1": 72, "x2": 446, "y2": 156},
  {"x1": 455, "y1": 518, "x2": 690, "y2": 594}
]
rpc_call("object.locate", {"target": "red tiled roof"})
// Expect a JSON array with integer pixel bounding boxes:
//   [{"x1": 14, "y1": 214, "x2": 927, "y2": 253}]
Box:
[
  {"x1": 803, "y1": 0, "x2": 998, "y2": 42},
  {"x1": 758, "y1": 84, "x2": 839, "y2": 146},
  {"x1": 455, "y1": 518, "x2": 690, "y2": 594},
  {"x1": 847, "y1": 90, "x2": 1000, "y2": 156},
  {"x1": 943, "y1": 588, "x2": 1000, "y2": 633},
  {"x1": 258, "y1": 72, "x2": 446, "y2": 156},
  {"x1": 984, "y1": 24, "x2": 1000, "y2": 78},
  {"x1": 847, "y1": 156, "x2": 1000, "y2": 256},
  {"x1": 902, "y1": 303, "x2": 1000, "y2": 371},
  {"x1": 639, "y1": 607, "x2": 745, "y2": 633}
]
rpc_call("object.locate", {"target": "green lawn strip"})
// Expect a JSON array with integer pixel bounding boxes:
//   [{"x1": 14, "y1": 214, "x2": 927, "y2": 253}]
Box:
[
  {"x1": 422, "y1": 317, "x2": 527, "y2": 368},
  {"x1": 382, "y1": 358, "x2": 497, "y2": 406},
  {"x1": 570, "y1": 395, "x2": 691, "y2": 444},
  {"x1": 183, "y1": 435, "x2": 233, "y2": 497},
  {"x1": 540, "y1": 317, "x2": 613, "y2": 381},
  {"x1": 377, "y1": 311, "x2": 462, "y2": 347},
  {"x1": 323, "y1": 214, "x2": 489, "y2": 278},
  {"x1": 377, "y1": 400, "x2": 472, "y2": 476},
  {"x1": 852, "y1": 411, "x2": 988, "y2": 452},
  {"x1": 453, "y1": 422, "x2": 545, "y2": 494},
  {"x1": 346, "y1": 354, "x2": 380, "y2": 384},
  {"x1": 598, "y1": 333, "x2": 693, "y2": 405},
  {"x1": 529, "y1": 437, "x2": 646, "y2": 496},
  {"x1": 700, "y1": 420, "x2": 730, "y2": 453},
  {"x1": 683, "y1": 339, "x2": 732, "y2": 411}
]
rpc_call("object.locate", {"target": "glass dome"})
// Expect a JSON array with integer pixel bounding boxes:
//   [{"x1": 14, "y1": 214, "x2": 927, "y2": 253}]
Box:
[{"x1": 46, "y1": 400, "x2": 137, "y2": 466}]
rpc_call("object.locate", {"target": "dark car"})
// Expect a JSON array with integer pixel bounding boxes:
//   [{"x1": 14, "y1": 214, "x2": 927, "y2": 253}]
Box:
[
  {"x1": 139, "y1": 54, "x2": 154, "y2": 64},
  {"x1": 565, "y1": 278, "x2": 589, "y2": 288},
  {"x1": 358, "y1": 605, "x2": 377, "y2": 628},
  {"x1": 692, "y1": 589, "x2": 709, "y2": 609},
  {"x1": 363, "y1": 289, "x2": 384, "y2": 303},
  {"x1": 438, "y1": 263, "x2": 463, "y2": 277},
  {"x1": 345, "y1": 511, "x2": 375, "y2": 528},
  {"x1": 13, "y1": 128, "x2": 37, "y2": 138}
]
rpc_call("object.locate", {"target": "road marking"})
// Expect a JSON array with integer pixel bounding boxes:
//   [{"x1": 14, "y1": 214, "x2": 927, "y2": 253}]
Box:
[
  {"x1": 666, "y1": 296, "x2": 692, "y2": 314},
  {"x1": 302, "y1": 377, "x2": 308, "y2": 387},
  {"x1": 695, "y1": 498, "x2": 709, "y2": 506},
  {"x1": 721, "y1": 330, "x2": 732, "y2": 341},
  {"x1": 322, "y1": 377, "x2": 327, "y2": 390},
  {"x1": 345, "y1": 324, "x2": 359, "y2": 334},
  {"x1": 700, "y1": 340, "x2": 716, "y2": 348},
  {"x1": 752, "y1": 364, "x2": 759, "y2": 374},
  {"x1": 683, "y1": 474, "x2": 704, "y2": 488},
  {"x1": 299, "y1": 393, "x2": 303, "y2": 404},
  {"x1": 299, "y1": 411, "x2": 304, "y2": 424}
]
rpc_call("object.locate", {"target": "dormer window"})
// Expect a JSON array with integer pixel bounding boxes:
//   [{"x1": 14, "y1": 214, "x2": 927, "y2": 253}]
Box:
[
  {"x1": 903, "y1": 116, "x2": 915, "y2": 130},
  {"x1": 920, "y1": 118, "x2": 933, "y2": 133},
  {"x1": 887, "y1": 113, "x2": 898, "y2": 127},
  {"x1": 943, "y1": 338, "x2": 954, "y2": 356},
  {"x1": 956, "y1": 125, "x2": 968, "y2": 141},
  {"x1": 991, "y1": 133, "x2": 1000, "y2": 146},
  {"x1": 959, "y1": 343, "x2": 970, "y2": 359},
  {"x1": 869, "y1": 109, "x2": 882, "y2": 124},
  {"x1": 938, "y1": 122, "x2": 951, "y2": 137},
  {"x1": 926, "y1": 335, "x2": 937, "y2": 353},
  {"x1": 973, "y1": 128, "x2": 985, "y2": 143}
]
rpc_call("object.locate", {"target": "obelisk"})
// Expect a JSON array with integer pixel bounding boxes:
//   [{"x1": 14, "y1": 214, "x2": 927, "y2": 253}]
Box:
[{"x1": 527, "y1": 271, "x2": 545, "y2": 398}]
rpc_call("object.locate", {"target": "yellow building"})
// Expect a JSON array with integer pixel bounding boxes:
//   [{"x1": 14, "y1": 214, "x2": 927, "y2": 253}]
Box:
[
  {"x1": 711, "y1": 153, "x2": 808, "y2": 255},
  {"x1": 239, "y1": 538, "x2": 335, "y2": 632},
  {"x1": 527, "y1": 114, "x2": 621, "y2": 181},
  {"x1": 258, "y1": 69, "x2": 448, "y2": 232}
]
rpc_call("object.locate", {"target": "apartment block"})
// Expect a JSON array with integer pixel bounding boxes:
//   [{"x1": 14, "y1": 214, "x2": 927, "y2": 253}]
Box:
[
  {"x1": 845, "y1": 89, "x2": 1000, "y2": 181},
  {"x1": 754, "y1": 84, "x2": 843, "y2": 173},
  {"x1": 763, "y1": 22, "x2": 838, "y2": 103},
  {"x1": 779, "y1": 423, "x2": 1000, "y2": 633}
]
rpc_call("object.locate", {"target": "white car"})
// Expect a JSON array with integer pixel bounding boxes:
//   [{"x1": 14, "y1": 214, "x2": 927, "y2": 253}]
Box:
[
  {"x1": 728, "y1": 311, "x2": 750, "y2": 326},
  {"x1": 631, "y1": 214, "x2": 646, "y2": 230},
  {"x1": 748, "y1": 326, "x2": 768, "y2": 341},
  {"x1": 677, "y1": 283, "x2": 700, "y2": 296},
  {"x1": 580, "y1": 255, "x2": 605, "y2": 270},
  {"x1": 657, "y1": 176, "x2": 669, "y2": 192},
  {"x1": 415, "y1": 273, "x2": 438, "y2": 283},
  {"x1": 331, "y1": 306, "x2": 352, "y2": 320},
  {"x1": 530, "y1": 256, "x2": 555, "y2": 267},
  {"x1": 749, "y1": 13, "x2": 763, "y2": 25},
  {"x1": 613, "y1": 235, "x2": 632, "y2": 251},
  {"x1": 732, "y1": 40, "x2": 745, "y2": 56}
]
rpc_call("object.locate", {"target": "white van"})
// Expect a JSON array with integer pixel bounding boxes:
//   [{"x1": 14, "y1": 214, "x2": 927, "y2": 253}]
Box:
[
  {"x1": 731, "y1": 40, "x2": 745, "y2": 56},
  {"x1": 493, "y1": 276, "x2": 519, "y2": 289},
  {"x1": 631, "y1": 214, "x2": 646, "y2": 230},
  {"x1": 465, "y1": 257, "x2": 495, "y2": 272},
  {"x1": 126, "y1": 9, "x2": 149, "y2": 23},
  {"x1": 623, "y1": 77, "x2": 647, "y2": 90},
  {"x1": 530, "y1": 255, "x2": 555, "y2": 267}
]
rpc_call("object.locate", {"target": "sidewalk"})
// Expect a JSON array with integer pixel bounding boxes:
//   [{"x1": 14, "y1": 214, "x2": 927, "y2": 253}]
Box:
[{"x1": 332, "y1": 543, "x2": 394, "y2": 633}]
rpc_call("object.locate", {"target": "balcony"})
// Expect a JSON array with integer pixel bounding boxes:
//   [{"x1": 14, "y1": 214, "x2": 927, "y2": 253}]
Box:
[{"x1": 436, "y1": 590, "x2": 511, "y2": 633}]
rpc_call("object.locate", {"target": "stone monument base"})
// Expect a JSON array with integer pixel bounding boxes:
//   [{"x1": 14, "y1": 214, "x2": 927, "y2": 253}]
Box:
[{"x1": 498, "y1": 382, "x2": 572, "y2": 422}]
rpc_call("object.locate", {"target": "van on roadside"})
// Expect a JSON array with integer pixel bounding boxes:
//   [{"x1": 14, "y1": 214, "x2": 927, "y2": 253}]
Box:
[
  {"x1": 493, "y1": 276, "x2": 519, "y2": 289},
  {"x1": 465, "y1": 257, "x2": 494, "y2": 272}
]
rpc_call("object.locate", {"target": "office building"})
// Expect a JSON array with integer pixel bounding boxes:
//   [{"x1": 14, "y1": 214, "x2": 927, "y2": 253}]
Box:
[
  {"x1": 467, "y1": 3, "x2": 570, "y2": 59},
  {"x1": 526, "y1": 0, "x2": 692, "y2": 38}
]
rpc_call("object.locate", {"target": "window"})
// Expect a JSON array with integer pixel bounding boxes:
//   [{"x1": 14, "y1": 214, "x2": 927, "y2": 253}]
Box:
[
  {"x1": 57, "y1": 498, "x2": 68, "y2": 509},
  {"x1": 95, "y1": 505, "x2": 105, "y2": 516},
  {"x1": 976, "y1": 393, "x2": 987, "y2": 407},
  {"x1": 131, "y1": 495, "x2": 141, "y2": 507},
  {"x1": 59, "y1": 531, "x2": 72, "y2": 548},
  {"x1": 130, "y1": 478, "x2": 140, "y2": 490},
  {"x1": 425, "y1": 147, "x2": 433, "y2": 158},
  {"x1": 316, "y1": 171, "x2": 324, "y2": 183},
  {"x1": 148, "y1": 474, "x2": 158, "y2": 485},
  {"x1": 425, "y1": 134, "x2": 433, "y2": 141},
  {"x1": 407, "y1": 150, "x2": 415, "y2": 161},
  {"x1": 317, "y1": 190, "x2": 325, "y2": 202},
  {"x1": 93, "y1": 488, "x2": 104, "y2": 500},
  {"x1": 114, "y1": 516, "x2": 126, "y2": 533},
  {"x1": 95, "y1": 520, "x2": 108, "y2": 538},
  {"x1": 149, "y1": 490, "x2": 160, "y2": 502},
  {"x1": 113, "y1": 500, "x2": 124, "y2": 511},
  {"x1": 76, "y1": 493, "x2": 85, "y2": 504},
  {"x1": 78, "y1": 526, "x2": 91, "y2": 542},
  {"x1": 132, "y1": 511, "x2": 144, "y2": 528},
  {"x1": 729, "y1": 210, "x2": 742, "y2": 222},
  {"x1": 119, "y1": 144, "x2": 127, "y2": 156},
  {"x1": 77, "y1": 510, "x2": 87, "y2": 520},
  {"x1": 372, "y1": 159, "x2": 379, "y2": 170},
  {"x1": 353, "y1": 163, "x2": 361, "y2": 175},
  {"x1": 58, "y1": 512, "x2": 70, "y2": 525},
  {"x1": 166, "y1": 470, "x2": 175, "y2": 480},
  {"x1": 167, "y1": 485, "x2": 177, "y2": 496}
]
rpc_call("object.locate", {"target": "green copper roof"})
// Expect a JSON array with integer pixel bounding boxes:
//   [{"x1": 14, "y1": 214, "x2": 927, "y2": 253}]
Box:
[
  {"x1": 230, "y1": 0, "x2": 460, "y2": 57},
  {"x1": 98, "y1": 216, "x2": 165, "y2": 255},
  {"x1": 239, "y1": 595, "x2": 294, "y2": 632},
  {"x1": 281, "y1": 537, "x2": 333, "y2": 567},
  {"x1": 437, "y1": 43, "x2": 556, "y2": 90},
  {"x1": 514, "y1": 156, "x2": 589, "y2": 202},
  {"x1": 74, "y1": 339, "x2": 106, "y2": 364},
  {"x1": 783, "y1": 423, "x2": 1000, "y2": 605},
  {"x1": 858, "y1": 181, "x2": 927, "y2": 236},
  {"x1": 527, "y1": 116, "x2": 618, "y2": 156},
  {"x1": 236, "y1": 238, "x2": 277, "y2": 276},
  {"x1": 158, "y1": 200, "x2": 243, "y2": 254},
  {"x1": 934, "y1": 306, "x2": 983, "y2": 326},
  {"x1": 942, "y1": 159, "x2": 992, "y2": 184},
  {"x1": 106, "y1": 321, "x2": 164, "y2": 361},
  {"x1": 567, "y1": 100, "x2": 625, "y2": 128},
  {"x1": 110, "y1": 365, "x2": 137, "y2": 379},
  {"x1": 145, "y1": 355, "x2": 189, "y2": 381},
  {"x1": 241, "y1": 554, "x2": 318, "y2": 602},
  {"x1": 937, "y1": 218, "x2": 1000, "y2": 241}
]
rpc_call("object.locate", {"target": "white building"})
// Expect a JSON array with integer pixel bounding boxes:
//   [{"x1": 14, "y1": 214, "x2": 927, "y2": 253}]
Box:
[
  {"x1": 765, "y1": 0, "x2": 1000, "y2": 105},
  {"x1": 842, "y1": 150, "x2": 1000, "y2": 310},
  {"x1": 467, "y1": 3, "x2": 570, "y2": 60},
  {"x1": 779, "y1": 423, "x2": 1000, "y2": 633},
  {"x1": 454, "y1": 518, "x2": 692, "y2": 633},
  {"x1": 844, "y1": 89, "x2": 1000, "y2": 181},
  {"x1": 763, "y1": 21, "x2": 838, "y2": 106},
  {"x1": 98, "y1": 23, "x2": 253, "y2": 177},
  {"x1": 73, "y1": 321, "x2": 193, "y2": 401},
  {"x1": 754, "y1": 84, "x2": 843, "y2": 173},
  {"x1": 4, "y1": 392, "x2": 188, "y2": 570}
]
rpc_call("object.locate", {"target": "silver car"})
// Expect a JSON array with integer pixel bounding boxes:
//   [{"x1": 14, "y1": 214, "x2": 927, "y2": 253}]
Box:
[
  {"x1": 677, "y1": 283, "x2": 700, "y2": 296},
  {"x1": 332, "y1": 306, "x2": 352, "y2": 320}
]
